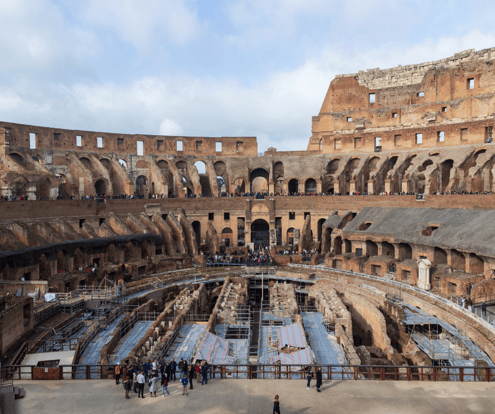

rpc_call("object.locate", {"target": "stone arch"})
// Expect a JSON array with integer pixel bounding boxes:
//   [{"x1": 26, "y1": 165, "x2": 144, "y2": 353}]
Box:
[
  {"x1": 305, "y1": 178, "x2": 317, "y2": 193},
  {"x1": 273, "y1": 162, "x2": 284, "y2": 193},
  {"x1": 440, "y1": 159, "x2": 454, "y2": 191},
  {"x1": 398, "y1": 243, "x2": 412, "y2": 261},
  {"x1": 135, "y1": 175, "x2": 147, "y2": 195},
  {"x1": 124, "y1": 242, "x2": 135, "y2": 262},
  {"x1": 382, "y1": 241, "x2": 395, "y2": 257},
  {"x1": 326, "y1": 158, "x2": 340, "y2": 174},
  {"x1": 9, "y1": 152, "x2": 24, "y2": 166},
  {"x1": 36, "y1": 176, "x2": 52, "y2": 200},
  {"x1": 192, "y1": 221, "x2": 201, "y2": 245},
  {"x1": 176, "y1": 160, "x2": 187, "y2": 170},
  {"x1": 451, "y1": 249, "x2": 466, "y2": 272},
  {"x1": 73, "y1": 248, "x2": 84, "y2": 269},
  {"x1": 288, "y1": 179, "x2": 299, "y2": 194},
  {"x1": 366, "y1": 240, "x2": 378, "y2": 256},
  {"x1": 100, "y1": 158, "x2": 111, "y2": 170},
  {"x1": 287, "y1": 227, "x2": 295, "y2": 245},
  {"x1": 250, "y1": 168, "x2": 269, "y2": 193},
  {"x1": 94, "y1": 179, "x2": 107, "y2": 195},
  {"x1": 39, "y1": 254, "x2": 51, "y2": 281},
  {"x1": 79, "y1": 157, "x2": 91, "y2": 169},
  {"x1": 434, "y1": 247, "x2": 447, "y2": 265},
  {"x1": 334, "y1": 236, "x2": 342, "y2": 255},
  {"x1": 56, "y1": 250, "x2": 67, "y2": 273},
  {"x1": 119, "y1": 159, "x2": 127, "y2": 169},
  {"x1": 141, "y1": 240, "x2": 153, "y2": 259},
  {"x1": 322, "y1": 227, "x2": 332, "y2": 252},
  {"x1": 222, "y1": 227, "x2": 233, "y2": 247},
  {"x1": 107, "y1": 243, "x2": 117, "y2": 263},
  {"x1": 252, "y1": 219, "x2": 269, "y2": 247},
  {"x1": 469, "y1": 253, "x2": 484, "y2": 274}
]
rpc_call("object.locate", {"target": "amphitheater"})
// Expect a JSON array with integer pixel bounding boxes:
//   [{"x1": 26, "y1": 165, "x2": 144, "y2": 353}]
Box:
[{"x1": 2, "y1": 48, "x2": 495, "y2": 413}]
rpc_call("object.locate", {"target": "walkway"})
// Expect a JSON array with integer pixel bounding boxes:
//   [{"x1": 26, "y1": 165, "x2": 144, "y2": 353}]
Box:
[
  {"x1": 110, "y1": 321, "x2": 154, "y2": 364},
  {"x1": 169, "y1": 323, "x2": 207, "y2": 362},
  {"x1": 15, "y1": 378, "x2": 495, "y2": 414}
]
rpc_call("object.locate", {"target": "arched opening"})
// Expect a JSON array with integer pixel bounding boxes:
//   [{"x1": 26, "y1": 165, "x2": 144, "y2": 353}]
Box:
[
  {"x1": 36, "y1": 176, "x2": 52, "y2": 200},
  {"x1": 176, "y1": 161, "x2": 187, "y2": 170},
  {"x1": 214, "y1": 161, "x2": 228, "y2": 196},
  {"x1": 334, "y1": 236, "x2": 342, "y2": 255},
  {"x1": 107, "y1": 243, "x2": 117, "y2": 263},
  {"x1": 234, "y1": 178, "x2": 245, "y2": 194},
  {"x1": 288, "y1": 179, "x2": 299, "y2": 194},
  {"x1": 8, "y1": 153, "x2": 25, "y2": 166},
  {"x1": 100, "y1": 158, "x2": 111, "y2": 170},
  {"x1": 124, "y1": 242, "x2": 135, "y2": 262},
  {"x1": 56, "y1": 251, "x2": 66, "y2": 273},
  {"x1": 326, "y1": 159, "x2": 340, "y2": 174},
  {"x1": 323, "y1": 227, "x2": 332, "y2": 252},
  {"x1": 440, "y1": 159, "x2": 454, "y2": 191},
  {"x1": 469, "y1": 253, "x2": 484, "y2": 274},
  {"x1": 366, "y1": 240, "x2": 378, "y2": 256},
  {"x1": 287, "y1": 227, "x2": 295, "y2": 246},
  {"x1": 317, "y1": 218, "x2": 326, "y2": 241},
  {"x1": 252, "y1": 219, "x2": 269, "y2": 247},
  {"x1": 73, "y1": 248, "x2": 84, "y2": 269},
  {"x1": 94, "y1": 179, "x2": 106, "y2": 195},
  {"x1": 344, "y1": 239, "x2": 352, "y2": 253},
  {"x1": 434, "y1": 247, "x2": 447, "y2": 265},
  {"x1": 39, "y1": 254, "x2": 51, "y2": 281},
  {"x1": 141, "y1": 240, "x2": 153, "y2": 259},
  {"x1": 399, "y1": 243, "x2": 412, "y2": 261},
  {"x1": 135, "y1": 175, "x2": 147, "y2": 195},
  {"x1": 79, "y1": 157, "x2": 91, "y2": 169},
  {"x1": 119, "y1": 159, "x2": 127, "y2": 169},
  {"x1": 382, "y1": 242, "x2": 395, "y2": 257},
  {"x1": 451, "y1": 249, "x2": 466, "y2": 272},
  {"x1": 222, "y1": 227, "x2": 233, "y2": 248},
  {"x1": 194, "y1": 161, "x2": 211, "y2": 195},
  {"x1": 192, "y1": 221, "x2": 201, "y2": 246},
  {"x1": 250, "y1": 168, "x2": 269, "y2": 193},
  {"x1": 305, "y1": 178, "x2": 317, "y2": 193}
]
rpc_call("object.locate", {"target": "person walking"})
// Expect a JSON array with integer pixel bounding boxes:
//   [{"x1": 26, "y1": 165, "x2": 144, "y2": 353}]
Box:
[
  {"x1": 115, "y1": 364, "x2": 121, "y2": 385},
  {"x1": 306, "y1": 367, "x2": 313, "y2": 389},
  {"x1": 181, "y1": 375, "x2": 189, "y2": 396},
  {"x1": 123, "y1": 374, "x2": 131, "y2": 400},
  {"x1": 316, "y1": 367, "x2": 322, "y2": 393},
  {"x1": 188, "y1": 365, "x2": 195, "y2": 390},
  {"x1": 149, "y1": 372, "x2": 159, "y2": 397},
  {"x1": 137, "y1": 371, "x2": 145, "y2": 398},
  {"x1": 161, "y1": 374, "x2": 170, "y2": 397},
  {"x1": 273, "y1": 395, "x2": 281, "y2": 414}
]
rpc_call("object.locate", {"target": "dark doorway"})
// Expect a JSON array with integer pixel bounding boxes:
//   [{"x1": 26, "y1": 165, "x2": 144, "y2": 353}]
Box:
[
  {"x1": 251, "y1": 219, "x2": 269, "y2": 248},
  {"x1": 288, "y1": 179, "x2": 299, "y2": 194},
  {"x1": 94, "y1": 179, "x2": 106, "y2": 195}
]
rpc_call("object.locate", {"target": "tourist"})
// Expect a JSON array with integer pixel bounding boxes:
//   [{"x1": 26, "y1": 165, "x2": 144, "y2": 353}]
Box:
[
  {"x1": 482, "y1": 302, "x2": 488, "y2": 316},
  {"x1": 179, "y1": 358, "x2": 185, "y2": 372},
  {"x1": 166, "y1": 360, "x2": 172, "y2": 381},
  {"x1": 171, "y1": 358, "x2": 177, "y2": 381},
  {"x1": 161, "y1": 374, "x2": 170, "y2": 397},
  {"x1": 115, "y1": 363, "x2": 121, "y2": 385},
  {"x1": 201, "y1": 360, "x2": 209, "y2": 385},
  {"x1": 181, "y1": 374, "x2": 189, "y2": 396},
  {"x1": 188, "y1": 365, "x2": 195, "y2": 390},
  {"x1": 137, "y1": 371, "x2": 145, "y2": 398},
  {"x1": 316, "y1": 367, "x2": 322, "y2": 393},
  {"x1": 273, "y1": 395, "x2": 281, "y2": 414},
  {"x1": 123, "y1": 374, "x2": 131, "y2": 400},
  {"x1": 306, "y1": 366, "x2": 313, "y2": 389},
  {"x1": 152, "y1": 358, "x2": 157, "y2": 371},
  {"x1": 149, "y1": 372, "x2": 159, "y2": 397},
  {"x1": 196, "y1": 363, "x2": 201, "y2": 383},
  {"x1": 132, "y1": 368, "x2": 138, "y2": 393}
]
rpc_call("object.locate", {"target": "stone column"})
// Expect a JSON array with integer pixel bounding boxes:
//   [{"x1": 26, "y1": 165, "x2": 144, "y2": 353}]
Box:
[
  {"x1": 349, "y1": 180, "x2": 356, "y2": 194},
  {"x1": 384, "y1": 179, "x2": 391, "y2": 194},
  {"x1": 367, "y1": 180, "x2": 374, "y2": 195},
  {"x1": 334, "y1": 181, "x2": 340, "y2": 194}
]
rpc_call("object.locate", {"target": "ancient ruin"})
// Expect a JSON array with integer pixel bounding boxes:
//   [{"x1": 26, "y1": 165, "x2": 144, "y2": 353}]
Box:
[{"x1": 2, "y1": 49, "x2": 495, "y2": 406}]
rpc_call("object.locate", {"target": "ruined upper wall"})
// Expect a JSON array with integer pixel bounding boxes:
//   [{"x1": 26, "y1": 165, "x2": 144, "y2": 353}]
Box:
[
  {"x1": 337, "y1": 48, "x2": 495, "y2": 90},
  {"x1": 0, "y1": 121, "x2": 258, "y2": 157}
]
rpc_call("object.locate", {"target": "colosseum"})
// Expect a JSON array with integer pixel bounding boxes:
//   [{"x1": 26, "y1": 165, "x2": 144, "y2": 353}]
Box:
[{"x1": 3, "y1": 48, "x2": 495, "y2": 412}]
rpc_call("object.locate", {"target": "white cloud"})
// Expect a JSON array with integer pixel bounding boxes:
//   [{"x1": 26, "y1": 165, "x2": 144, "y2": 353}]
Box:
[
  {"x1": 159, "y1": 119, "x2": 184, "y2": 135},
  {"x1": 81, "y1": 0, "x2": 202, "y2": 50}
]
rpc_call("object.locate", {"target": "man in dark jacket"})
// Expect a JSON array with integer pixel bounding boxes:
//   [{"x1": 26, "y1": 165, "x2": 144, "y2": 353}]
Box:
[
  {"x1": 201, "y1": 361, "x2": 209, "y2": 385},
  {"x1": 316, "y1": 367, "x2": 323, "y2": 392},
  {"x1": 171, "y1": 359, "x2": 177, "y2": 381}
]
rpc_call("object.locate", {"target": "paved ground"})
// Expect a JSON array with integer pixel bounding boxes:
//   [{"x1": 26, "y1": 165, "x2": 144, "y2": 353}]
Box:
[{"x1": 15, "y1": 378, "x2": 495, "y2": 414}]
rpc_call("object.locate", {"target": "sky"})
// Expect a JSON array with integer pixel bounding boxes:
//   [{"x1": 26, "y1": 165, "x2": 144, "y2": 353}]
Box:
[{"x1": 2, "y1": 0, "x2": 495, "y2": 152}]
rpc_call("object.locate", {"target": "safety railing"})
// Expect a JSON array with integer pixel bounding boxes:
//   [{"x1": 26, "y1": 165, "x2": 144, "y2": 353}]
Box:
[{"x1": 4, "y1": 363, "x2": 494, "y2": 382}]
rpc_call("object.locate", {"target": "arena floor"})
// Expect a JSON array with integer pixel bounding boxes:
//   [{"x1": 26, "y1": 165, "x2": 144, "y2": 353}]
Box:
[{"x1": 15, "y1": 378, "x2": 495, "y2": 413}]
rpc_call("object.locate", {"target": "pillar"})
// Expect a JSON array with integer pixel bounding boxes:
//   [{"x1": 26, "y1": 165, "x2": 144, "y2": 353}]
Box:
[
  {"x1": 384, "y1": 179, "x2": 391, "y2": 194},
  {"x1": 367, "y1": 180, "x2": 374, "y2": 195}
]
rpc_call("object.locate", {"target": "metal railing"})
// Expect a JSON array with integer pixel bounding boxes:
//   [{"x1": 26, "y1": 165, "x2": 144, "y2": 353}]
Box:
[{"x1": 4, "y1": 363, "x2": 494, "y2": 382}]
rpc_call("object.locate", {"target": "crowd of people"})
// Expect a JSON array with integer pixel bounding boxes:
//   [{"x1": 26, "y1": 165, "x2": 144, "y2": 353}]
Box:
[
  {"x1": 246, "y1": 247, "x2": 274, "y2": 266},
  {"x1": 206, "y1": 251, "x2": 246, "y2": 266},
  {"x1": 115, "y1": 357, "x2": 211, "y2": 400}
]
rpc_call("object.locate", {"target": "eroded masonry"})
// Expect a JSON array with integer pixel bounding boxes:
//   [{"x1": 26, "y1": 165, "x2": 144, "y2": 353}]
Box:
[{"x1": 2, "y1": 48, "x2": 495, "y2": 385}]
